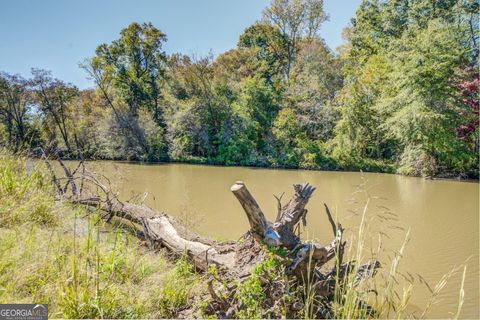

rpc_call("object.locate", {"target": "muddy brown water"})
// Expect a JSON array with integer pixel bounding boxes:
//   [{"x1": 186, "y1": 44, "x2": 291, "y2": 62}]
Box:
[{"x1": 59, "y1": 161, "x2": 479, "y2": 318}]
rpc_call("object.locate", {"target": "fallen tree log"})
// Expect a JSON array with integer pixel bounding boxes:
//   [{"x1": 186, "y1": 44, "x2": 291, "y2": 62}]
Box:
[
  {"x1": 75, "y1": 196, "x2": 239, "y2": 272},
  {"x1": 73, "y1": 180, "x2": 344, "y2": 276},
  {"x1": 43, "y1": 157, "x2": 380, "y2": 318}
]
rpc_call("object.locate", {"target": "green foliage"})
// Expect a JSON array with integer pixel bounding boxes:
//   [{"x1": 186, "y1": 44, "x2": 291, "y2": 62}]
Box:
[
  {"x1": 263, "y1": 0, "x2": 328, "y2": 79},
  {"x1": 333, "y1": 53, "x2": 391, "y2": 160},
  {"x1": 30, "y1": 69, "x2": 80, "y2": 156},
  {"x1": 156, "y1": 257, "x2": 199, "y2": 318},
  {"x1": 286, "y1": 39, "x2": 342, "y2": 142},
  {"x1": 271, "y1": 108, "x2": 333, "y2": 169},
  {"x1": 272, "y1": 108, "x2": 302, "y2": 166},
  {"x1": 0, "y1": 152, "x2": 56, "y2": 227},
  {"x1": 332, "y1": 0, "x2": 478, "y2": 177},
  {"x1": 89, "y1": 22, "x2": 167, "y2": 120},
  {"x1": 235, "y1": 254, "x2": 283, "y2": 319},
  {"x1": 0, "y1": 0, "x2": 477, "y2": 177},
  {"x1": 0, "y1": 154, "x2": 182, "y2": 319},
  {"x1": 83, "y1": 22, "x2": 169, "y2": 160},
  {"x1": 238, "y1": 23, "x2": 287, "y2": 82},
  {"x1": 218, "y1": 76, "x2": 279, "y2": 165},
  {"x1": 381, "y1": 20, "x2": 471, "y2": 176},
  {"x1": 0, "y1": 73, "x2": 39, "y2": 152}
]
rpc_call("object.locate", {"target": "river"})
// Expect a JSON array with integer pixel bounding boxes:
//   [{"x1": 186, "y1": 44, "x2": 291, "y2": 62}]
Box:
[{"x1": 63, "y1": 161, "x2": 479, "y2": 319}]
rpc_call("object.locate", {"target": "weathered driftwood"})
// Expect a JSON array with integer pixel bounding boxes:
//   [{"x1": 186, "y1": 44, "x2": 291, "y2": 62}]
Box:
[
  {"x1": 45, "y1": 154, "x2": 345, "y2": 276},
  {"x1": 231, "y1": 181, "x2": 345, "y2": 277},
  {"x1": 43, "y1": 156, "x2": 380, "y2": 318},
  {"x1": 43, "y1": 157, "x2": 257, "y2": 273},
  {"x1": 77, "y1": 195, "x2": 239, "y2": 272},
  {"x1": 76, "y1": 180, "x2": 344, "y2": 276}
]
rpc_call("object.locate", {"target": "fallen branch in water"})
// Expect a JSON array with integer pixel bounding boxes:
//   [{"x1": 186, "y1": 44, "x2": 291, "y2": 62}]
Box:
[{"x1": 42, "y1": 156, "x2": 381, "y2": 318}]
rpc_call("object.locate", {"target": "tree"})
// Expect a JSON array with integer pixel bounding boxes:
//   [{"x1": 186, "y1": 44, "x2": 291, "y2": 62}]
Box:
[
  {"x1": 89, "y1": 22, "x2": 167, "y2": 122},
  {"x1": 272, "y1": 108, "x2": 302, "y2": 166},
  {"x1": 237, "y1": 23, "x2": 287, "y2": 83},
  {"x1": 331, "y1": 0, "x2": 391, "y2": 163},
  {"x1": 381, "y1": 21, "x2": 469, "y2": 175},
  {"x1": 333, "y1": 54, "x2": 391, "y2": 160},
  {"x1": 31, "y1": 69, "x2": 79, "y2": 155},
  {"x1": 165, "y1": 54, "x2": 235, "y2": 159},
  {"x1": 66, "y1": 89, "x2": 109, "y2": 158},
  {"x1": 2, "y1": 2, "x2": 476, "y2": 176},
  {"x1": 232, "y1": 76, "x2": 279, "y2": 152},
  {"x1": 331, "y1": 0, "x2": 478, "y2": 176},
  {"x1": 286, "y1": 38, "x2": 342, "y2": 142},
  {"x1": 84, "y1": 22, "x2": 168, "y2": 159},
  {"x1": 0, "y1": 73, "x2": 32, "y2": 151},
  {"x1": 263, "y1": 0, "x2": 328, "y2": 79}
]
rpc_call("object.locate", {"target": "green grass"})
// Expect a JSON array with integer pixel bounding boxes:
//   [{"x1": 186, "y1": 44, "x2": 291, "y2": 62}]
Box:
[
  {"x1": 235, "y1": 254, "x2": 282, "y2": 319},
  {"x1": 0, "y1": 153, "x2": 56, "y2": 226},
  {"x1": 156, "y1": 257, "x2": 201, "y2": 318},
  {"x1": 0, "y1": 152, "x2": 202, "y2": 318}
]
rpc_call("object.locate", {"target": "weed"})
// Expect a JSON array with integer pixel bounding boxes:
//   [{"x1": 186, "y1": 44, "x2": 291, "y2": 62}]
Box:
[
  {"x1": 0, "y1": 152, "x2": 179, "y2": 318},
  {"x1": 156, "y1": 257, "x2": 200, "y2": 318},
  {"x1": 0, "y1": 153, "x2": 56, "y2": 226}
]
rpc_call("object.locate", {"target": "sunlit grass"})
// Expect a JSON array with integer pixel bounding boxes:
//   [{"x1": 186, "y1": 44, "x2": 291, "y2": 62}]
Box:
[
  {"x1": 0, "y1": 152, "x2": 201, "y2": 318},
  {"x1": 156, "y1": 257, "x2": 202, "y2": 318},
  {"x1": 0, "y1": 152, "x2": 56, "y2": 226}
]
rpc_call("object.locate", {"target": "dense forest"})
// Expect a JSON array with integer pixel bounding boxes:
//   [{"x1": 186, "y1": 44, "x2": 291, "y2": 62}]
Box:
[{"x1": 0, "y1": 0, "x2": 478, "y2": 178}]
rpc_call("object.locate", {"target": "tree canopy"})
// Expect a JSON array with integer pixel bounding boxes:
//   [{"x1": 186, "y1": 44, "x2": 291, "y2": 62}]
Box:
[{"x1": 1, "y1": 0, "x2": 478, "y2": 178}]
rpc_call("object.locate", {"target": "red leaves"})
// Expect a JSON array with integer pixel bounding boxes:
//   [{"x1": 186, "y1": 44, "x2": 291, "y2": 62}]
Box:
[{"x1": 454, "y1": 66, "x2": 479, "y2": 142}]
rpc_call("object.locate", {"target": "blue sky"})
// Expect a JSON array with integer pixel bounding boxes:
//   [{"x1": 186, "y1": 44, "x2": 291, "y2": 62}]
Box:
[{"x1": 0, "y1": 0, "x2": 361, "y2": 89}]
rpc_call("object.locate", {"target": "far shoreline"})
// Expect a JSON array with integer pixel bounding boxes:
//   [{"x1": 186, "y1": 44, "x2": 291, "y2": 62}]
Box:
[{"x1": 35, "y1": 154, "x2": 479, "y2": 183}]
